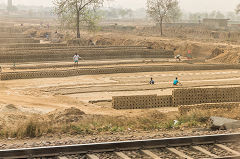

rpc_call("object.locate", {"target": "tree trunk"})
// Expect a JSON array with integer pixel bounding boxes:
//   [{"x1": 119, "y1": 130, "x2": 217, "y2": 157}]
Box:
[
  {"x1": 76, "y1": 11, "x2": 80, "y2": 38},
  {"x1": 160, "y1": 19, "x2": 163, "y2": 36}
]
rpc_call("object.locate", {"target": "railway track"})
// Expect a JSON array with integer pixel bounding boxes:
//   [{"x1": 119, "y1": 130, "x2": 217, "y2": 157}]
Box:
[{"x1": 0, "y1": 133, "x2": 240, "y2": 159}]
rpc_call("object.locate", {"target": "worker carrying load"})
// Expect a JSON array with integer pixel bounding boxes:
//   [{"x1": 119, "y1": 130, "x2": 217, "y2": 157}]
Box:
[{"x1": 176, "y1": 54, "x2": 181, "y2": 62}]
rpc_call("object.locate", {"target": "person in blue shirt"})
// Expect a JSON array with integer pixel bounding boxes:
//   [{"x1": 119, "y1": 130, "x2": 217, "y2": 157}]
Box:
[
  {"x1": 150, "y1": 77, "x2": 155, "y2": 85},
  {"x1": 173, "y1": 77, "x2": 181, "y2": 86}
]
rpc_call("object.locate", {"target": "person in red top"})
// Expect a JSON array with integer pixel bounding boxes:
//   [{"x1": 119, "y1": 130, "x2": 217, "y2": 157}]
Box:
[{"x1": 187, "y1": 50, "x2": 192, "y2": 60}]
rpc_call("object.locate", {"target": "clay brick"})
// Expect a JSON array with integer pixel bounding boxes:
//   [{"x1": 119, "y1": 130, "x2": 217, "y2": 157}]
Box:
[
  {"x1": 113, "y1": 95, "x2": 172, "y2": 109},
  {"x1": 0, "y1": 46, "x2": 173, "y2": 63},
  {"x1": 179, "y1": 102, "x2": 240, "y2": 115},
  {"x1": 173, "y1": 87, "x2": 240, "y2": 106}
]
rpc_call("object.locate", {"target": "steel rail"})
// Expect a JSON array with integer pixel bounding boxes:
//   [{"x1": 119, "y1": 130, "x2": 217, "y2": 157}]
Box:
[
  {"x1": 213, "y1": 156, "x2": 240, "y2": 159},
  {"x1": 0, "y1": 133, "x2": 239, "y2": 158}
]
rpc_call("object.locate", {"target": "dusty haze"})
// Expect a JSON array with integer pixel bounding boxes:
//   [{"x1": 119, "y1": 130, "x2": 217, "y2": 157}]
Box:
[{"x1": 3, "y1": 0, "x2": 239, "y2": 12}]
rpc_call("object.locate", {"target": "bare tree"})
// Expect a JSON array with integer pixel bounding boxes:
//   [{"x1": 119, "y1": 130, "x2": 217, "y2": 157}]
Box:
[
  {"x1": 146, "y1": 0, "x2": 181, "y2": 36},
  {"x1": 54, "y1": 0, "x2": 104, "y2": 38},
  {"x1": 236, "y1": 4, "x2": 240, "y2": 14}
]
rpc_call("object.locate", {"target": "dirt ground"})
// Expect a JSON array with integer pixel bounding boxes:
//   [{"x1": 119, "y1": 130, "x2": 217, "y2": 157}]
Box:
[
  {"x1": 0, "y1": 60, "x2": 240, "y2": 147},
  {"x1": 0, "y1": 18, "x2": 240, "y2": 147},
  {"x1": 1, "y1": 60, "x2": 240, "y2": 118}
]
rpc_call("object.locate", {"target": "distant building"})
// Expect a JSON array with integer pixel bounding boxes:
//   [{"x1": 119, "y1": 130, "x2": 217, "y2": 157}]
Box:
[{"x1": 202, "y1": 19, "x2": 230, "y2": 29}]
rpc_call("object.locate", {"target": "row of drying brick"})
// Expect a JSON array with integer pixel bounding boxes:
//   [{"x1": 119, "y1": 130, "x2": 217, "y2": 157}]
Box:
[
  {"x1": 0, "y1": 55, "x2": 172, "y2": 63},
  {"x1": 112, "y1": 87, "x2": 240, "y2": 109},
  {"x1": 0, "y1": 43, "x2": 67, "y2": 48},
  {"x1": 0, "y1": 49, "x2": 173, "y2": 63},
  {"x1": 1, "y1": 45, "x2": 148, "y2": 51},
  {"x1": 0, "y1": 38, "x2": 40, "y2": 44},
  {"x1": 0, "y1": 66, "x2": 174, "y2": 80},
  {"x1": 0, "y1": 49, "x2": 171, "y2": 56},
  {"x1": 3, "y1": 46, "x2": 148, "y2": 52},
  {"x1": 178, "y1": 102, "x2": 240, "y2": 115},
  {"x1": 0, "y1": 27, "x2": 25, "y2": 33},
  {"x1": 113, "y1": 95, "x2": 172, "y2": 109},
  {"x1": 172, "y1": 87, "x2": 240, "y2": 106},
  {"x1": 12, "y1": 61, "x2": 147, "y2": 70},
  {"x1": 1, "y1": 65, "x2": 240, "y2": 80},
  {"x1": 0, "y1": 33, "x2": 30, "y2": 38}
]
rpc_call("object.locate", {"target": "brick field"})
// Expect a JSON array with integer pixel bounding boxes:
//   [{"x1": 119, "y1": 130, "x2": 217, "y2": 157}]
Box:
[{"x1": 0, "y1": 23, "x2": 240, "y2": 117}]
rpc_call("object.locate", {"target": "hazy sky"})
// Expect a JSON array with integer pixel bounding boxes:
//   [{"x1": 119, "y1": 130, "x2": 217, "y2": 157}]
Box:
[{"x1": 8, "y1": 0, "x2": 240, "y2": 12}]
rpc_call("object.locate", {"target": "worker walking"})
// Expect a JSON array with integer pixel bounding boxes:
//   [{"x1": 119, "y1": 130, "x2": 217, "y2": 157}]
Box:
[{"x1": 73, "y1": 53, "x2": 81, "y2": 67}]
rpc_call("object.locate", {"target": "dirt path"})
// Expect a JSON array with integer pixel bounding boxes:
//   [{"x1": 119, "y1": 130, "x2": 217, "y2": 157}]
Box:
[{"x1": 0, "y1": 68, "x2": 239, "y2": 118}]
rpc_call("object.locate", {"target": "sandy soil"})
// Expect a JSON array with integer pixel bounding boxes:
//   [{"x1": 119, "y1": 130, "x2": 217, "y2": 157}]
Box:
[
  {"x1": 1, "y1": 61, "x2": 240, "y2": 118},
  {"x1": 0, "y1": 19, "x2": 240, "y2": 147}
]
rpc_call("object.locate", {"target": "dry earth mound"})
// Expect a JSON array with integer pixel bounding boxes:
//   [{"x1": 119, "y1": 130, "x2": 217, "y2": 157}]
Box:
[
  {"x1": 207, "y1": 48, "x2": 225, "y2": 59},
  {"x1": 209, "y1": 47, "x2": 240, "y2": 64},
  {"x1": 48, "y1": 107, "x2": 85, "y2": 123},
  {"x1": 0, "y1": 104, "x2": 19, "y2": 113}
]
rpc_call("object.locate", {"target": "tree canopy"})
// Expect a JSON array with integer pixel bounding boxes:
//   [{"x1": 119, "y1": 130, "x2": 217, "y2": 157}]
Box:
[
  {"x1": 146, "y1": 0, "x2": 181, "y2": 36},
  {"x1": 53, "y1": 0, "x2": 104, "y2": 38}
]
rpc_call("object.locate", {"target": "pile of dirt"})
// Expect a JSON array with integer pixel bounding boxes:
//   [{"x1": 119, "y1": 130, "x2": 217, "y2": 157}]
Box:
[
  {"x1": 67, "y1": 39, "x2": 92, "y2": 46},
  {"x1": 24, "y1": 28, "x2": 37, "y2": 37},
  {"x1": 92, "y1": 35, "x2": 139, "y2": 46},
  {"x1": 0, "y1": 104, "x2": 46, "y2": 128},
  {"x1": 3, "y1": 114, "x2": 29, "y2": 125},
  {"x1": 137, "y1": 39, "x2": 213, "y2": 58},
  {"x1": 122, "y1": 39, "x2": 135, "y2": 45},
  {"x1": 24, "y1": 28, "x2": 57, "y2": 39},
  {"x1": 93, "y1": 35, "x2": 114, "y2": 45},
  {"x1": 63, "y1": 31, "x2": 237, "y2": 61},
  {"x1": 48, "y1": 107, "x2": 85, "y2": 123},
  {"x1": 0, "y1": 104, "x2": 20, "y2": 113},
  {"x1": 207, "y1": 48, "x2": 225, "y2": 59},
  {"x1": 209, "y1": 47, "x2": 240, "y2": 64},
  {"x1": 93, "y1": 33, "x2": 217, "y2": 58},
  {"x1": 209, "y1": 52, "x2": 240, "y2": 64}
]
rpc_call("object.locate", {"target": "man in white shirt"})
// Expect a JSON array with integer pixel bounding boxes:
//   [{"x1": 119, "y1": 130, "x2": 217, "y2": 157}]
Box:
[
  {"x1": 176, "y1": 54, "x2": 181, "y2": 62},
  {"x1": 73, "y1": 53, "x2": 81, "y2": 67}
]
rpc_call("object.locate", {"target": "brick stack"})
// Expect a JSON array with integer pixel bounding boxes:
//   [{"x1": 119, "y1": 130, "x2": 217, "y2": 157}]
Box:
[
  {"x1": 112, "y1": 87, "x2": 240, "y2": 110},
  {"x1": 113, "y1": 94, "x2": 172, "y2": 109},
  {"x1": 0, "y1": 47, "x2": 174, "y2": 63},
  {"x1": 0, "y1": 38, "x2": 40, "y2": 44},
  {"x1": 173, "y1": 87, "x2": 240, "y2": 106},
  {"x1": 2, "y1": 65, "x2": 240, "y2": 80},
  {"x1": 179, "y1": 102, "x2": 240, "y2": 115}
]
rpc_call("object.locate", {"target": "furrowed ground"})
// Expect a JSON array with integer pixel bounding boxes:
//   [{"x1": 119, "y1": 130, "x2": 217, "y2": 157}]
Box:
[{"x1": 0, "y1": 18, "x2": 239, "y2": 148}]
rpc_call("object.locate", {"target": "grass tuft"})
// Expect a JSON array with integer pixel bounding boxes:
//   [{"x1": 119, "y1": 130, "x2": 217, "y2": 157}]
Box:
[{"x1": 1, "y1": 108, "x2": 240, "y2": 139}]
